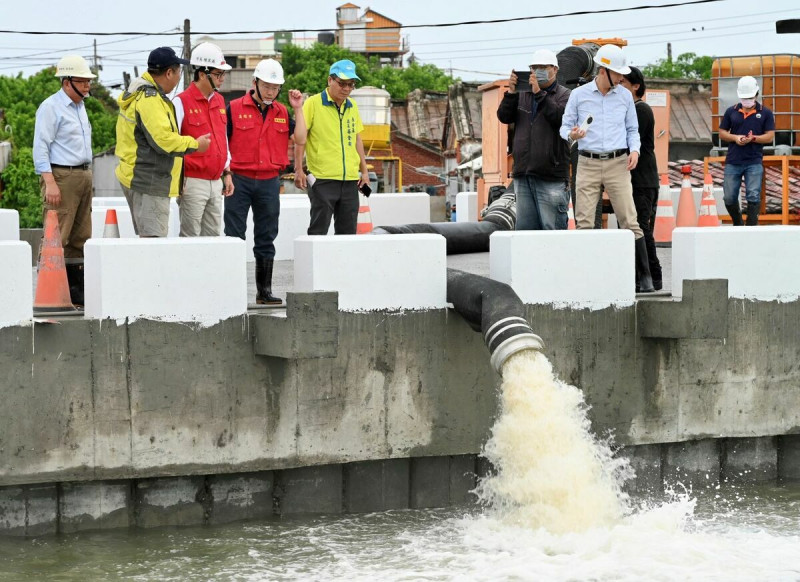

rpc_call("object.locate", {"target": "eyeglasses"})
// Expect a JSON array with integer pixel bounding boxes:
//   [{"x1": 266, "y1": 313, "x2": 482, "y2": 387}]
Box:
[
  {"x1": 209, "y1": 71, "x2": 226, "y2": 80},
  {"x1": 71, "y1": 79, "x2": 92, "y2": 85},
  {"x1": 257, "y1": 81, "x2": 281, "y2": 92},
  {"x1": 332, "y1": 77, "x2": 356, "y2": 90}
]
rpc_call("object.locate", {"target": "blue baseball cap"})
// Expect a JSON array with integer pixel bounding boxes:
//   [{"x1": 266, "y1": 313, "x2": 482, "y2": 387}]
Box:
[
  {"x1": 148, "y1": 47, "x2": 190, "y2": 69},
  {"x1": 329, "y1": 59, "x2": 360, "y2": 81}
]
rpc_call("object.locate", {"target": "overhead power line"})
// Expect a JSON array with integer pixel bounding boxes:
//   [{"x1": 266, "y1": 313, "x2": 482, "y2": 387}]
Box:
[{"x1": 0, "y1": 0, "x2": 727, "y2": 36}]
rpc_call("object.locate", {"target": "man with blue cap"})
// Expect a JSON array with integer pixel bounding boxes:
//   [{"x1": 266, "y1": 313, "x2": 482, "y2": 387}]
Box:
[{"x1": 294, "y1": 59, "x2": 370, "y2": 235}]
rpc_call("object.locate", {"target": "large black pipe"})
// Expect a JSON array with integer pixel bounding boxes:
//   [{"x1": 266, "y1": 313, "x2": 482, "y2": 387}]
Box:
[{"x1": 446, "y1": 268, "x2": 543, "y2": 374}]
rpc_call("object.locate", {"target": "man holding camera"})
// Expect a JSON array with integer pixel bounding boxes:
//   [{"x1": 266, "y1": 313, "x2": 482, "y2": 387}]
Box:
[{"x1": 294, "y1": 59, "x2": 370, "y2": 235}]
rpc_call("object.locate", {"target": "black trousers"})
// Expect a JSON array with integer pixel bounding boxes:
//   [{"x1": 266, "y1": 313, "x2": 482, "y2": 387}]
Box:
[
  {"x1": 307, "y1": 179, "x2": 359, "y2": 235},
  {"x1": 633, "y1": 186, "x2": 662, "y2": 283}
]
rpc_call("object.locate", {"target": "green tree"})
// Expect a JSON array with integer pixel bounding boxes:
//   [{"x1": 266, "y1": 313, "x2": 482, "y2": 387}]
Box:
[
  {"x1": 642, "y1": 52, "x2": 714, "y2": 80},
  {"x1": 0, "y1": 68, "x2": 118, "y2": 227}
]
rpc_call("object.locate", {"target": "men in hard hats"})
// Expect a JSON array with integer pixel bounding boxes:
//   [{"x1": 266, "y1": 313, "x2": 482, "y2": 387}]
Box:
[
  {"x1": 497, "y1": 49, "x2": 571, "y2": 230},
  {"x1": 294, "y1": 59, "x2": 370, "y2": 236},
  {"x1": 718, "y1": 75, "x2": 775, "y2": 226},
  {"x1": 116, "y1": 47, "x2": 210, "y2": 237},
  {"x1": 560, "y1": 44, "x2": 655, "y2": 293},
  {"x1": 173, "y1": 42, "x2": 233, "y2": 237},
  {"x1": 226, "y1": 59, "x2": 307, "y2": 305},
  {"x1": 620, "y1": 66, "x2": 662, "y2": 291},
  {"x1": 33, "y1": 55, "x2": 96, "y2": 307}
]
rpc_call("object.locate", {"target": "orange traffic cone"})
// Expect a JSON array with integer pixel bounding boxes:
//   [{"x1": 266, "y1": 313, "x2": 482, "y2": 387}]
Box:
[
  {"x1": 675, "y1": 164, "x2": 697, "y2": 227},
  {"x1": 103, "y1": 208, "x2": 120, "y2": 238},
  {"x1": 34, "y1": 210, "x2": 75, "y2": 312},
  {"x1": 653, "y1": 173, "x2": 676, "y2": 244},
  {"x1": 356, "y1": 191, "x2": 373, "y2": 234},
  {"x1": 567, "y1": 197, "x2": 576, "y2": 230},
  {"x1": 697, "y1": 172, "x2": 721, "y2": 227}
]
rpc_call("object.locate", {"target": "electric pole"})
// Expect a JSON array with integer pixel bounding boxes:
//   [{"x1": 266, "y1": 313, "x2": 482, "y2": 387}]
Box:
[
  {"x1": 667, "y1": 42, "x2": 672, "y2": 63},
  {"x1": 92, "y1": 39, "x2": 99, "y2": 77},
  {"x1": 183, "y1": 19, "x2": 192, "y2": 90}
]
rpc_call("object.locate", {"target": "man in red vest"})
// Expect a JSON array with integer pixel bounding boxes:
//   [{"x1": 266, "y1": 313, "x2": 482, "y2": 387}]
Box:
[
  {"x1": 227, "y1": 59, "x2": 307, "y2": 305},
  {"x1": 174, "y1": 42, "x2": 233, "y2": 236}
]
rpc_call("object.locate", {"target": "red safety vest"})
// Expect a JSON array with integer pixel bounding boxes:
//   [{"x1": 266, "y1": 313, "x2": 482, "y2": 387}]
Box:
[
  {"x1": 228, "y1": 94, "x2": 290, "y2": 179},
  {"x1": 177, "y1": 83, "x2": 228, "y2": 180}
]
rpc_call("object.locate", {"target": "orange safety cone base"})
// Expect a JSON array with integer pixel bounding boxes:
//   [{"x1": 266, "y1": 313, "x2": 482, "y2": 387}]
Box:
[{"x1": 34, "y1": 210, "x2": 75, "y2": 312}]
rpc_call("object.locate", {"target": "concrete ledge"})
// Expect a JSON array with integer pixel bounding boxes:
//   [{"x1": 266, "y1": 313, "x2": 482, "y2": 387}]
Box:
[
  {"x1": 455, "y1": 192, "x2": 478, "y2": 223},
  {"x1": 722, "y1": 437, "x2": 778, "y2": 483},
  {"x1": 410, "y1": 455, "x2": 477, "y2": 509},
  {"x1": 207, "y1": 472, "x2": 274, "y2": 525},
  {"x1": 673, "y1": 227, "x2": 800, "y2": 300},
  {"x1": 369, "y1": 193, "x2": 431, "y2": 227},
  {"x1": 274, "y1": 465, "x2": 343, "y2": 515},
  {"x1": 135, "y1": 477, "x2": 205, "y2": 528},
  {"x1": 779, "y1": 435, "x2": 800, "y2": 481},
  {"x1": 252, "y1": 292, "x2": 339, "y2": 359},
  {"x1": 0, "y1": 484, "x2": 58, "y2": 537},
  {"x1": 638, "y1": 279, "x2": 728, "y2": 339},
  {"x1": 663, "y1": 439, "x2": 720, "y2": 485},
  {"x1": 59, "y1": 481, "x2": 131, "y2": 533},
  {"x1": 0, "y1": 242, "x2": 32, "y2": 328},
  {"x1": 294, "y1": 234, "x2": 447, "y2": 311},
  {"x1": 490, "y1": 230, "x2": 635, "y2": 308},
  {"x1": 344, "y1": 459, "x2": 410, "y2": 513},
  {"x1": 83, "y1": 238, "x2": 247, "y2": 323},
  {"x1": 0, "y1": 209, "x2": 19, "y2": 240},
  {"x1": 620, "y1": 444, "x2": 663, "y2": 495}
]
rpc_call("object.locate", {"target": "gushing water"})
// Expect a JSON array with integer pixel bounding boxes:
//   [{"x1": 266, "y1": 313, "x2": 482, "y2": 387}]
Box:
[{"x1": 477, "y1": 349, "x2": 632, "y2": 533}]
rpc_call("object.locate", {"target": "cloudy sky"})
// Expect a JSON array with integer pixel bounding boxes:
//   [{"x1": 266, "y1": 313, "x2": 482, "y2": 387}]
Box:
[{"x1": 1, "y1": 0, "x2": 798, "y2": 87}]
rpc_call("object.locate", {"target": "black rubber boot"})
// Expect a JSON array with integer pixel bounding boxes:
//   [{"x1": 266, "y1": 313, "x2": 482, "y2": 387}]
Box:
[
  {"x1": 256, "y1": 257, "x2": 282, "y2": 305},
  {"x1": 746, "y1": 205, "x2": 759, "y2": 226},
  {"x1": 65, "y1": 263, "x2": 85, "y2": 308},
  {"x1": 725, "y1": 203, "x2": 744, "y2": 226},
  {"x1": 635, "y1": 237, "x2": 655, "y2": 293}
]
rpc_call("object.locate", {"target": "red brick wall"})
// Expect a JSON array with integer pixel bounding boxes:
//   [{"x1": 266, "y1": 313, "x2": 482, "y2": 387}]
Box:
[{"x1": 388, "y1": 136, "x2": 443, "y2": 189}]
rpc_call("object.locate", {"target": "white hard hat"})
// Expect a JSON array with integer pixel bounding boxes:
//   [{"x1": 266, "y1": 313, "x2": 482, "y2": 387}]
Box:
[
  {"x1": 191, "y1": 42, "x2": 232, "y2": 71},
  {"x1": 55, "y1": 55, "x2": 96, "y2": 79},
  {"x1": 253, "y1": 59, "x2": 285, "y2": 84},
  {"x1": 529, "y1": 49, "x2": 558, "y2": 67},
  {"x1": 593, "y1": 44, "x2": 631, "y2": 75},
  {"x1": 737, "y1": 75, "x2": 759, "y2": 99}
]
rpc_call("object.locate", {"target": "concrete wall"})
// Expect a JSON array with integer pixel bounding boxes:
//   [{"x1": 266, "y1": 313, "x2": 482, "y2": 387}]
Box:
[{"x1": 0, "y1": 209, "x2": 19, "y2": 240}]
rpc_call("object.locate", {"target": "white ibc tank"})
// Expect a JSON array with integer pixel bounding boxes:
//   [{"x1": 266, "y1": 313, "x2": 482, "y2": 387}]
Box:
[{"x1": 350, "y1": 86, "x2": 391, "y2": 126}]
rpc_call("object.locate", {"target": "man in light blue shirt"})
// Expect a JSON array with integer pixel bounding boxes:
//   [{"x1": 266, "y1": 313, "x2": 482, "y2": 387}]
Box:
[
  {"x1": 559, "y1": 44, "x2": 654, "y2": 293},
  {"x1": 33, "y1": 55, "x2": 95, "y2": 307}
]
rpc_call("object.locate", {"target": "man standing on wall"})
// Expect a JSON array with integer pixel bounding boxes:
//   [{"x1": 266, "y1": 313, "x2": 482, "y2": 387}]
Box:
[
  {"x1": 116, "y1": 47, "x2": 210, "y2": 238},
  {"x1": 497, "y1": 49, "x2": 571, "y2": 230},
  {"x1": 560, "y1": 44, "x2": 655, "y2": 293},
  {"x1": 33, "y1": 55, "x2": 96, "y2": 307},
  {"x1": 174, "y1": 42, "x2": 233, "y2": 237},
  {"x1": 718, "y1": 75, "x2": 775, "y2": 226},
  {"x1": 294, "y1": 59, "x2": 370, "y2": 235},
  {"x1": 226, "y1": 59, "x2": 306, "y2": 306}
]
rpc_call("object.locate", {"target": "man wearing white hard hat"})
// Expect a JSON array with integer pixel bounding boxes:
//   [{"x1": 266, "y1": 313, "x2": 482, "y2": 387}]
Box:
[
  {"x1": 173, "y1": 42, "x2": 233, "y2": 237},
  {"x1": 497, "y1": 49, "x2": 571, "y2": 230},
  {"x1": 226, "y1": 59, "x2": 307, "y2": 305},
  {"x1": 33, "y1": 55, "x2": 96, "y2": 307},
  {"x1": 718, "y1": 75, "x2": 775, "y2": 226},
  {"x1": 560, "y1": 43, "x2": 655, "y2": 294}
]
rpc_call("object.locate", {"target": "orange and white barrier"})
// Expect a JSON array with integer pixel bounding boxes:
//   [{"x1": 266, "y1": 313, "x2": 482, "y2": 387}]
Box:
[
  {"x1": 697, "y1": 173, "x2": 721, "y2": 227},
  {"x1": 653, "y1": 174, "x2": 676, "y2": 244},
  {"x1": 356, "y1": 192, "x2": 374, "y2": 234}
]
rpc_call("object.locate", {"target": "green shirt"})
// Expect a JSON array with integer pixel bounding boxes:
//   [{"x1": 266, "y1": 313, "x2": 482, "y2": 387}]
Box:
[{"x1": 303, "y1": 89, "x2": 364, "y2": 181}]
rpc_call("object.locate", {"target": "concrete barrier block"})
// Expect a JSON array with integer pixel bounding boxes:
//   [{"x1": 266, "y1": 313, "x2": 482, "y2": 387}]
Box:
[
  {"x1": 344, "y1": 459, "x2": 410, "y2": 513},
  {"x1": 275, "y1": 465, "x2": 342, "y2": 515},
  {"x1": 0, "y1": 209, "x2": 19, "y2": 240},
  {"x1": 0, "y1": 242, "x2": 33, "y2": 328},
  {"x1": 455, "y1": 192, "x2": 478, "y2": 222},
  {"x1": 779, "y1": 435, "x2": 800, "y2": 481},
  {"x1": 410, "y1": 457, "x2": 450, "y2": 509},
  {"x1": 208, "y1": 472, "x2": 274, "y2": 525},
  {"x1": 91, "y1": 206, "x2": 137, "y2": 238},
  {"x1": 722, "y1": 437, "x2": 778, "y2": 483},
  {"x1": 294, "y1": 234, "x2": 447, "y2": 311},
  {"x1": 60, "y1": 481, "x2": 131, "y2": 533},
  {"x1": 673, "y1": 227, "x2": 800, "y2": 300},
  {"x1": 664, "y1": 439, "x2": 720, "y2": 486},
  {"x1": 0, "y1": 484, "x2": 58, "y2": 536},
  {"x1": 83, "y1": 238, "x2": 247, "y2": 324},
  {"x1": 369, "y1": 193, "x2": 431, "y2": 227},
  {"x1": 490, "y1": 230, "x2": 635, "y2": 308},
  {"x1": 274, "y1": 198, "x2": 310, "y2": 260},
  {"x1": 135, "y1": 477, "x2": 206, "y2": 528}
]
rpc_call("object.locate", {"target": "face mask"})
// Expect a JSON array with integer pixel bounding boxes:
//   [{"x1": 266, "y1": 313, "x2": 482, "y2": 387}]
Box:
[
  {"x1": 534, "y1": 69, "x2": 551, "y2": 84},
  {"x1": 741, "y1": 98, "x2": 756, "y2": 108}
]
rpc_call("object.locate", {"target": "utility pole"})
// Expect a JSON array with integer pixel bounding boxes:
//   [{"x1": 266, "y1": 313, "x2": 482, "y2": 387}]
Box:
[
  {"x1": 183, "y1": 19, "x2": 192, "y2": 90},
  {"x1": 92, "y1": 39, "x2": 99, "y2": 77},
  {"x1": 667, "y1": 42, "x2": 672, "y2": 63}
]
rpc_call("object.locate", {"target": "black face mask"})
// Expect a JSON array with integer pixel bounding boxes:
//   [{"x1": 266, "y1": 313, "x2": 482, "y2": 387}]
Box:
[{"x1": 68, "y1": 77, "x2": 91, "y2": 99}]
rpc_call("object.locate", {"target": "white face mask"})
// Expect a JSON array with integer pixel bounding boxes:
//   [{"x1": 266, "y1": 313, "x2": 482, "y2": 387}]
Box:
[
  {"x1": 534, "y1": 69, "x2": 552, "y2": 84},
  {"x1": 741, "y1": 98, "x2": 756, "y2": 108}
]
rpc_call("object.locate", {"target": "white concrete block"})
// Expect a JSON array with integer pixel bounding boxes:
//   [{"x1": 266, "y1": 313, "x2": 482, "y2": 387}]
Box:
[
  {"x1": 0, "y1": 209, "x2": 20, "y2": 240},
  {"x1": 274, "y1": 199, "x2": 311, "y2": 261},
  {"x1": 672, "y1": 226, "x2": 800, "y2": 300},
  {"x1": 368, "y1": 193, "x2": 431, "y2": 227},
  {"x1": 91, "y1": 207, "x2": 137, "y2": 239},
  {"x1": 293, "y1": 234, "x2": 447, "y2": 311},
  {"x1": 455, "y1": 192, "x2": 478, "y2": 223},
  {"x1": 0, "y1": 242, "x2": 33, "y2": 327},
  {"x1": 490, "y1": 230, "x2": 635, "y2": 308},
  {"x1": 91, "y1": 197, "x2": 128, "y2": 208},
  {"x1": 83, "y1": 238, "x2": 247, "y2": 324}
]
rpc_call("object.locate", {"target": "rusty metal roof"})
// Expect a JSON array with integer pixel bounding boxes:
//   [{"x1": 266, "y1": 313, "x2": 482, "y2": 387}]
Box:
[{"x1": 670, "y1": 92, "x2": 712, "y2": 143}]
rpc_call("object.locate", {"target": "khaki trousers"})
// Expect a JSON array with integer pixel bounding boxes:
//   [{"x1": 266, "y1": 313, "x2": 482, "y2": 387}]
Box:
[
  {"x1": 41, "y1": 167, "x2": 93, "y2": 259},
  {"x1": 575, "y1": 155, "x2": 643, "y2": 239},
  {"x1": 179, "y1": 177, "x2": 223, "y2": 237}
]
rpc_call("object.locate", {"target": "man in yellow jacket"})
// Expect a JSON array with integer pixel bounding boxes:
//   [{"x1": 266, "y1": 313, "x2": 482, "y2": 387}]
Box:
[{"x1": 115, "y1": 47, "x2": 210, "y2": 237}]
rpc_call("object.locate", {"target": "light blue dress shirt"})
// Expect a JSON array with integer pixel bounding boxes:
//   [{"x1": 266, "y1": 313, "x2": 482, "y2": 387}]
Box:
[
  {"x1": 559, "y1": 79, "x2": 640, "y2": 154},
  {"x1": 33, "y1": 88, "x2": 93, "y2": 173}
]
